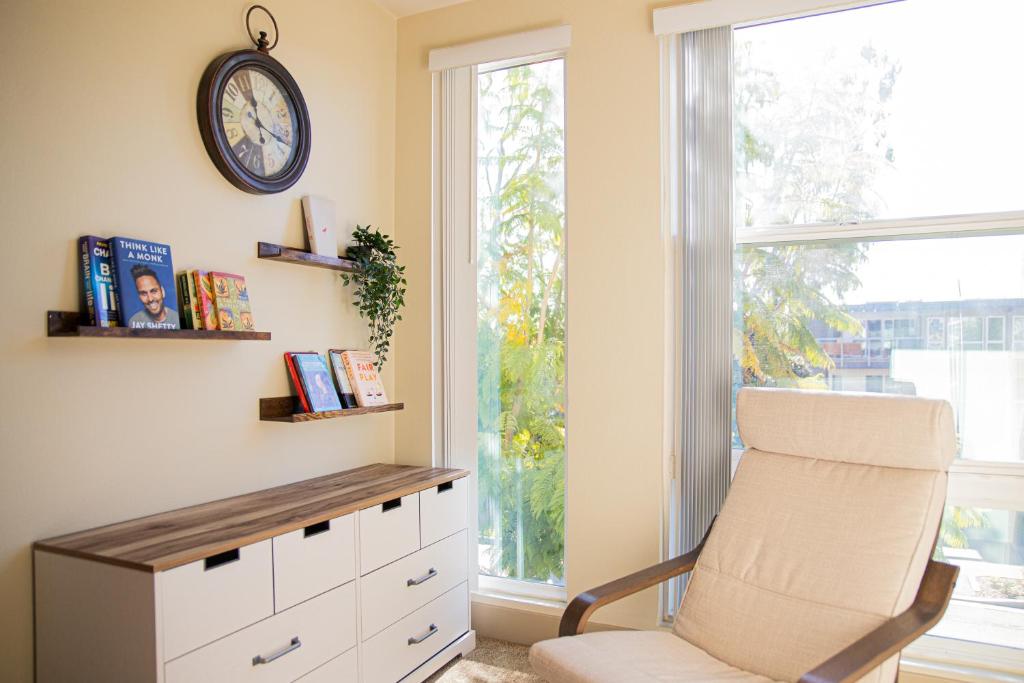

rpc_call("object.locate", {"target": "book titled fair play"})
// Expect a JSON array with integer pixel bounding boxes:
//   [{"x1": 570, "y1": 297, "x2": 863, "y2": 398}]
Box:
[
  {"x1": 340, "y1": 350, "x2": 389, "y2": 407},
  {"x1": 301, "y1": 195, "x2": 339, "y2": 257},
  {"x1": 110, "y1": 237, "x2": 180, "y2": 330}
]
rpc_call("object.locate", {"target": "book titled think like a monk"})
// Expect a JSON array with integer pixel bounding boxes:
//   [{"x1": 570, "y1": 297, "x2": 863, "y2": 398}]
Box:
[{"x1": 110, "y1": 237, "x2": 180, "y2": 330}]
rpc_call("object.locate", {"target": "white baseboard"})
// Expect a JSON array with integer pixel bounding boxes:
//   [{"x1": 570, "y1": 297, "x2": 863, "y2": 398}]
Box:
[{"x1": 400, "y1": 630, "x2": 477, "y2": 683}]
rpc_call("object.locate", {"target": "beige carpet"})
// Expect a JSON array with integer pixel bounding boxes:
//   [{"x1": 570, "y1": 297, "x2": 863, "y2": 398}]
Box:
[{"x1": 426, "y1": 637, "x2": 545, "y2": 682}]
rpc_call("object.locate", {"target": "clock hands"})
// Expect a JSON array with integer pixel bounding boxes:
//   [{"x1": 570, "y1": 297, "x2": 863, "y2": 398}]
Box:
[
  {"x1": 246, "y1": 110, "x2": 266, "y2": 144},
  {"x1": 246, "y1": 96, "x2": 289, "y2": 147}
]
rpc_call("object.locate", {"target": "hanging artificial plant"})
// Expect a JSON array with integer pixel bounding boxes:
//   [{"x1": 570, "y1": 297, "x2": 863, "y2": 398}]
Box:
[{"x1": 341, "y1": 225, "x2": 407, "y2": 371}]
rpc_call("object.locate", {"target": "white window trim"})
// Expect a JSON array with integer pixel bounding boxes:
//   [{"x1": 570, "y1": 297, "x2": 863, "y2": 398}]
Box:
[
  {"x1": 656, "y1": 0, "x2": 1024, "y2": 673},
  {"x1": 737, "y1": 210, "x2": 1024, "y2": 245},
  {"x1": 433, "y1": 33, "x2": 571, "y2": 604},
  {"x1": 429, "y1": 25, "x2": 571, "y2": 72},
  {"x1": 653, "y1": 0, "x2": 898, "y2": 36},
  {"x1": 477, "y1": 574, "x2": 568, "y2": 605}
]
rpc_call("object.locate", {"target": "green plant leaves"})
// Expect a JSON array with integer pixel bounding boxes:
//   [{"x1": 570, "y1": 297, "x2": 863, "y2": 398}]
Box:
[{"x1": 340, "y1": 225, "x2": 407, "y2": 371}]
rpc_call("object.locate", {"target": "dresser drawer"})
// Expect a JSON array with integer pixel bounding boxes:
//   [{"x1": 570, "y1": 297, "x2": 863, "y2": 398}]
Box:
[
  {"x1": 419, "y1": 477, "x2": 468, "y2": 546},
  {"x1": 273, "y1": 514, "x2": 355, "y2": 612},
  {"x1": 359, "y1": 493, "x2": 420, "y2": 575},
  {"x1": 361, "y1": 583, "x2": 469, "y2": 683},
  {"x1": 164, "y1": 582, "x2": 356, "y2": 683},
  {"x1": 161, "y1": 539, "x2": 274, "y2": 661},
  {"x1": 361, "y1": 529, "x2": 468, "y2": 639},
  {"x1": 295, "y1": 648, "x2": 357, "y2": 682}
]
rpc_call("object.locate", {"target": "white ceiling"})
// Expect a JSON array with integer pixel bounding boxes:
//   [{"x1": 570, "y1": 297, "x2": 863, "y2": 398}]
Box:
[{"x1": 375, "y1": 0, "x2": 472, "y2": 18}]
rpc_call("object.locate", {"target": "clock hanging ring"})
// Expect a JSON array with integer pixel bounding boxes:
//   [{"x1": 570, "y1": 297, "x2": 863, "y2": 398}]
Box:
[{"x1": 197, "y1": 5, "x2": 311, "y2": 194}]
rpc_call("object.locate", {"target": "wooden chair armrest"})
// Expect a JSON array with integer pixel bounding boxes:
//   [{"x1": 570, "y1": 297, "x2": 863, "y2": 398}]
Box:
[
  {"x1": 798, "y1": 560, "x2": 959, "y2": 683},
  {"x1": 558, "y1": 524, "x2": 713, "y2": 637}
]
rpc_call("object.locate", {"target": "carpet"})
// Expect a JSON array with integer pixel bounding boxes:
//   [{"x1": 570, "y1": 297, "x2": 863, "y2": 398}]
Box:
[{"x1": 426, "y1": 637, "x2": 545, "y2": 682}]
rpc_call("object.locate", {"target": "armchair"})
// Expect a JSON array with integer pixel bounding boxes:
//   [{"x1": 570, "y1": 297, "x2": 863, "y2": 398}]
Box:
[{"x1": 531, "y1": 388, "x2": 959, "y2": 683}]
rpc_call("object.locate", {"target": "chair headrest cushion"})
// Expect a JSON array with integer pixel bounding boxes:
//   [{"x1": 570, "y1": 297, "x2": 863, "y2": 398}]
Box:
[{"x1": 737, "y1": 387, "x2": 956, "y2": 471}]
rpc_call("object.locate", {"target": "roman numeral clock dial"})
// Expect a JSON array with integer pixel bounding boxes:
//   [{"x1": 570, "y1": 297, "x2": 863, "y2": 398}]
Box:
[{"x1": 197, "y1": 6, "x2": 310, "y2": 194}]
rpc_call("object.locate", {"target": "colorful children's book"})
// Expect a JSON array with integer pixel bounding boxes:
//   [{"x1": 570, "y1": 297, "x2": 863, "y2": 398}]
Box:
[
  {"x1": 78, "y1": 235, "x2": 118, "y2": 327},
  {"x1": 301, "y1": 195, "x2": 339, "y2": 257},
  {"x1": 284, "y1": 352, "x2": 315, "y2": 413},
  {"x1": 209, "y1": 272, "x2": 255, "y2": 331},
  {"x1": 193, "y1": 270, "x2": 218, "y2": 330},
  {"x1": 327, "y1": 349, "x2": 359, "y2": 409},
  {"x1": 340, "y1": 350, "x2": 389, "y2": 407},
  {"x1": 291, "y1": 353, "x2": 343, "y2": 413},
  {"x1": 109, "y1": 237, "x2": 179, "y2": 330}
]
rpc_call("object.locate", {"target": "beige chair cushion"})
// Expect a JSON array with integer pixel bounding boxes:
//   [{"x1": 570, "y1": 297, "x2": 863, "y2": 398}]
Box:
[
  {"x1": 674, "y1": 389, "x2": 954, "y2": 682},
  {"x1": 530, "y1": 630, "x2": 782, "y2": 683},
  {"x1": 736, "y1": 388, "x2": 955, "y2": 471}
]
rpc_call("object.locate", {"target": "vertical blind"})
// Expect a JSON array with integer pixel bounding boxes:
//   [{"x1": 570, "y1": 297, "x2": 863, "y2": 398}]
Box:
[{"x1": 676, "y1": 25, "x2": 734, "y2": 593}]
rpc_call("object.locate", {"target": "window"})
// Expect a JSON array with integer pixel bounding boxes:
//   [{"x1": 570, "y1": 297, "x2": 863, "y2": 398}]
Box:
[
  {"x1": 735, "y1": 0, "x2": 1024, "y2": 227},
  {"x1": 988, "y1": 316, "x2": 1006, "y2": 351},
  {"x1": 731, "y1": 0, "x2": 1024, "y2": 664},
  {"x1": 476, "y1": 58, "x2": 567, "y2": 588}
]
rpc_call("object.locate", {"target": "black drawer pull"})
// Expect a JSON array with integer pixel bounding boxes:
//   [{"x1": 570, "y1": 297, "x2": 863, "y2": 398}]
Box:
[
  {"x1": 304, "y1": 520, "x2": 330, "y2": 538},
  {"x1": 438, "y1": 481, "x2": 454, "y2": 493},
  {"x1": 204, "y1": 548, "x2": 239, "y2": 571},
  {"x1": 382, "y1": 497, "x2": 402, "y2": 512}
]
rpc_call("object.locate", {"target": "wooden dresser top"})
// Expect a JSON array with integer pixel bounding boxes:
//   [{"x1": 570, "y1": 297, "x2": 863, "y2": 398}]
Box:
[{"x1": 34, "y1": 464, "x2": 469, "y2": 573}]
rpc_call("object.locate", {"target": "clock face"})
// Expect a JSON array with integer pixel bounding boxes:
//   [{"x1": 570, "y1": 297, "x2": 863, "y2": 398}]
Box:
[{"x1": 219, "y1": 67, "x2": 298, "y2": 179}]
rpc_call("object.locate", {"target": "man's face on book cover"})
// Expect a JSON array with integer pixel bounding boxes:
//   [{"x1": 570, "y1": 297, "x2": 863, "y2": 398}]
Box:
[{"x1": 135, "y1": 275, "x2": 166, "y2": 320}]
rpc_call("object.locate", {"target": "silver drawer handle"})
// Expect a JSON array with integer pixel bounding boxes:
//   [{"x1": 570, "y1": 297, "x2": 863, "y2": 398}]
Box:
[
  {"x1": 407, "y1": 568, "x2": 438, "y2": 586},
  {"x1": 252, "y1": 637, "x2": 301, "y2": 666},
  {"x1": 408, "y1": 624, "x2": 438, "y2": 645}
]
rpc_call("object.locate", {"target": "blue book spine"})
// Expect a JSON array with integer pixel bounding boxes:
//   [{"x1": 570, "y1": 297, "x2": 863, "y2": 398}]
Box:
[
  {"x1": 79, "y1": 236, "x2": 118, "y2": 327},
  {"x1": 294, "y1": 354, "x2": 343, "y2": 412},
  {"x1": 110, "y1": 236, "x2": 179, "y2": 330}
]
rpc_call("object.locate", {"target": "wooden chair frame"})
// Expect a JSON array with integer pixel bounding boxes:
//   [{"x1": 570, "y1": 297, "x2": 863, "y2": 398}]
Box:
[{"x1": 558, "y1": 524, "x2": 959, "y2": 683}]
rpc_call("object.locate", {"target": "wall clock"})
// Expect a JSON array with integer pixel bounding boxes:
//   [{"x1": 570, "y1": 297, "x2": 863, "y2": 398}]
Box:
[{"x1": 197, "y1": 6, "x2": 311, "y2": 194}]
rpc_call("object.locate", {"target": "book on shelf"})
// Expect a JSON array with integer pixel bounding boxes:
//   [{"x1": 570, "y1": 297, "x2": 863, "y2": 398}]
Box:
[
  {"x1": 283, "y1": 352, "x2": 315, "y2": 413},
  {"x1": 339, "y1": 350, "x2": 389, "y2": 407},
  {"x1": 185, "y1": 270, "x2": 202, "y2": 329},
  {"x1": 78, "y1": 236, "x2": 118, "y2": 327},
  {"x1": 109, "y1": 237, "x2": 179, "y2": 330},
  {"x1": 192, "y1": 270, "x2": 218, "y2": 330},
  {"x1": 327, "y1": 349, "x2": 359, "y2": 409},
  {"x1": 301, "y1": 195, "x2": 338, "y2": 257},
  {"x1": 209, "y1": 272, "x2": 255, "y2": 331},
  {"x1": 290, "y1": 352, "x2": 343, "y2": 413},
  {"x1": 176, "y1": 272, "x2": 193, "y2": 329}
]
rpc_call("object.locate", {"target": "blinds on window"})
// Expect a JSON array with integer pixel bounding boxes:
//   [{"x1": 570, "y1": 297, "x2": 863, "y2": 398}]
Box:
[{"x1": 675, "y1": 25, "x2": 735, "y2": 597}]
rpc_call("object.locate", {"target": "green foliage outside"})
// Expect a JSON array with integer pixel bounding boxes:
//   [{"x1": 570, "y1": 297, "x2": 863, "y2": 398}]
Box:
[{"x1": 476, "y1": 62, "x2": 566, "y2": 585}]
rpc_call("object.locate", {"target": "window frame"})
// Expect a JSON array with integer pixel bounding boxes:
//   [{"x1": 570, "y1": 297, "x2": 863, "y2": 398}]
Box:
[
  {"x1": 657, "y1": 0, "x2": 1024, "y2": 674},
  {"x1": 431, "y1": 41, "x2": 571, "y2": 604},
  {"x1": 731, "y1": 68, "x2": 1024, "y2": 683}
]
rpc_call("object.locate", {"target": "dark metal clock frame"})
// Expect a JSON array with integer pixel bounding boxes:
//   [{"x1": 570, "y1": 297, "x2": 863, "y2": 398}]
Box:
[{"x1": 197, "y1": 7, "x2": 311, "y2": 195}]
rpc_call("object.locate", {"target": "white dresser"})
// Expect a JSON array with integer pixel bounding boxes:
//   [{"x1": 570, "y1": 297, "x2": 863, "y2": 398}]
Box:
[{"x1": 34, "y1": 464, "x2": 474, "y2": 682}]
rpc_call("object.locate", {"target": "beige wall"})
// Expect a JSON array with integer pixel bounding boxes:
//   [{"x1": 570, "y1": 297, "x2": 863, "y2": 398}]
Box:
[
  {"x1": 394, "y1": 0, "x2": 671, "y2": 630},
  {"x1": 0, "y1": 1, "x2": 395, "y2": 679}
]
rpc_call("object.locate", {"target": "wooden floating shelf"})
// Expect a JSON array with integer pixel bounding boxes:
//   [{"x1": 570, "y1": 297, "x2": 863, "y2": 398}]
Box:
[
  {"x1": 47, "y1": 311, "x2": 271, "y2": 340},
  {"x1": 260, "y1": 396, "x2": 404, "y2": 423},
  {"x1": 257, "y1": 242, "x2": 359, "y2": 273}
]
